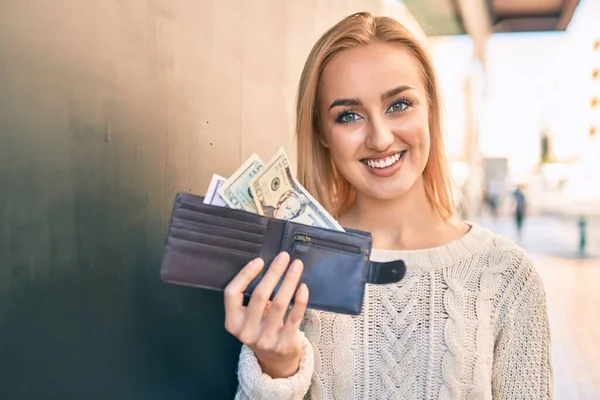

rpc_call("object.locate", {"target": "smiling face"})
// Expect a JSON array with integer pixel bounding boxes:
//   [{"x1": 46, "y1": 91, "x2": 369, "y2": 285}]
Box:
[{"x1": 317, "y1": 41, "x2": 431, "y2": 202}]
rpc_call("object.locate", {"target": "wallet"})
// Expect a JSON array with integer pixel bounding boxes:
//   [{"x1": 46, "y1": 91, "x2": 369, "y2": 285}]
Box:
[{"x1": 160, "y1": 192, "x2": 406, "y2": 315}]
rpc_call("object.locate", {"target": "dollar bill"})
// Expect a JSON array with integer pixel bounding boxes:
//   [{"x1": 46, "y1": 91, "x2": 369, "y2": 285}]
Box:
[
  {"x1": 218, "y1": 153, "x2": 264, "y2": 212},
  {"x1": 249, "y1": 147, "x2": 344, "y2": 231},
  {"x1": 203, "y1": 174, "x2": 228, "y2": 207}
]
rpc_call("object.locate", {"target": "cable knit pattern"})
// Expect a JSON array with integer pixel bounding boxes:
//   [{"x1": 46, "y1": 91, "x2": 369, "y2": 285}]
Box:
[
  {"x1": 331, "y1": 315, "x2": 356, "y2": 398},
  {"x1": 379, "y1": 276, "x2": 419, "y2": 398},
  {"x1": 439, "y1": 259, "x2": 471, "y2": 399},
  {"x1": 234, "y1": 223, "x2": 553, "y2": 399},
  {"x1": 468, "y1": 248, "x2": 511, "y2": 399}
]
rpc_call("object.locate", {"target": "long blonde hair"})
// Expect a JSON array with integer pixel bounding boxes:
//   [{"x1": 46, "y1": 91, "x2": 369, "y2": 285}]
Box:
[{"x1": 295, "y1": 12, "x2": 454, "y2": 220}]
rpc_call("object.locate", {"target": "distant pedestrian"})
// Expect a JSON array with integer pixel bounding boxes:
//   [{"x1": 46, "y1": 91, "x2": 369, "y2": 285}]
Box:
[
  {"x1": 485, "y1": 181, "x2": 502, "y2": 220},
  {"x1": 513, "y1": 184, "x2": 527, "y2": 236}
]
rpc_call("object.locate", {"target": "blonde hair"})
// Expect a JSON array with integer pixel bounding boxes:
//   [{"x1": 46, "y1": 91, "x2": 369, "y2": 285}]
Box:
[{"x1": 295, "y1": 12, "x2": 454, "y2": 219}]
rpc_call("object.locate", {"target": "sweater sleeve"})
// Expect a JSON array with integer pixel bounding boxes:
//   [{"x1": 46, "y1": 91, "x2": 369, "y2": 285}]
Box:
[
  {"x1": 492, "y1": 257, "x2": 553, "y2": 399},
  {"x1": 234, "y1": 331, "x2": 314, "y2": 400}
]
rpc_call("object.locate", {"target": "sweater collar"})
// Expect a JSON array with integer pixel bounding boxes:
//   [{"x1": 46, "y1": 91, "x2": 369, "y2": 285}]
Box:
[{"x1": 369, "y1": 223, "x2": 494, "y2": 271}]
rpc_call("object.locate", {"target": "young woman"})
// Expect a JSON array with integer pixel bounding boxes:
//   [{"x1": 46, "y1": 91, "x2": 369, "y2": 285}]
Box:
[{"x1": 224, "y1": 12, "x2": 552, "y2": 399}]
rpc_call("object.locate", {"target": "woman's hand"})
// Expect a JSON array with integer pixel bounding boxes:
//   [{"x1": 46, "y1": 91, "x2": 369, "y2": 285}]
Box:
[{"x1": 224, "y1": 252, "x2": 309, "y2": 378}]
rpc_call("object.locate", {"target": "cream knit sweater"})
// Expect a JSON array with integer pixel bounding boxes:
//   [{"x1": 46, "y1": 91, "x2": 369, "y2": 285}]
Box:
[{"x1": 235, "y1": 224, "x2": 553, "y2": 399}]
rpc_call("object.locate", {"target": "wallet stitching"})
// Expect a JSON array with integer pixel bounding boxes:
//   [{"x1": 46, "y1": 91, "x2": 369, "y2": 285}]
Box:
[
  {"x1": 176, "y1": 208, "x2": 268, "y2": 230},
  {"x1": 173, "y1": 216, "x2": 265, "y2": 236},
  {"x1": 176, "y1": 206, "x2": 268, "y2": 228},
  {"x1": 292, "y1": 242, "x2": 361, "y2": 257},
  {"x1": 171, "y1": 220, "x2": 264, "y2": 244},
  {"x1": 170, "y1": 227, "x2": 263, "y2": 252},
  {"x1": 281, "y1": 224, "x2": 291, "y2": 254},
  {"x1": 168, "y1": 236, "x2": 259, "y2": 258},
  {"x1": 178, "y1": 202, "x2": 268, "y2": 228},
  {"x1": 292, "y1": 229, "x2": 366, "y2": 252},
  {"x1": 175, "y1": 209, "x2": 267, "y2": 234}
]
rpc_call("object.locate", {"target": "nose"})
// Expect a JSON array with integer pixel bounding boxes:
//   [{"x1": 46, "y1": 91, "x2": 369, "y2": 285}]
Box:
[{"x1": 365, "y1": 116, "x2": 395, "y2": 151}]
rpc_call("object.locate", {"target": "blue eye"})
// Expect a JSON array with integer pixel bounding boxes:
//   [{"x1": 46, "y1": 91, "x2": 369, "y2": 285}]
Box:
[
  {"x1": 335, "y1": 110, "x2": 362, "y2": 125},
  {"x1": 386, "y1": 98, "x2": 414, "y2": 114}
]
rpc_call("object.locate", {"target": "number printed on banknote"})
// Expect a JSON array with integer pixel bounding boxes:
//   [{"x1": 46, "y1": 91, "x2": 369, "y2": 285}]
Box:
[
  {"x1": 203, "y1": 174, "x2": 229, "y2": 207},
  {"x1": 217, "y1": 154, "x2": 264, "y2": 213},
  {"x1": 249, "y1": 147, "x2": 344, "y2": 231}
]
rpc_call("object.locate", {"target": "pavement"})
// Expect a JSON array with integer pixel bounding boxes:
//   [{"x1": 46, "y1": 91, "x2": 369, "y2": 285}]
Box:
[
  {"x1": 475, "y1": 214, "x2": 600, "y2": 259},
  {"x1": 475, "y1": 214, "x2": 600, "y2": 399}
]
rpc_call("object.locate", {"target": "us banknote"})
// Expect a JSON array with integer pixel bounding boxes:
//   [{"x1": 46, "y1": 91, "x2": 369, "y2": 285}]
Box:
[
  {"x1": 217, "y1": 153, "x2": 264, "y2": 212},
  {"x1": 203, "y1": 174, "x2": 228, "y2": 207},
  {"x1": 249, "y1": 147, "x2": 343, "y2": 231}
]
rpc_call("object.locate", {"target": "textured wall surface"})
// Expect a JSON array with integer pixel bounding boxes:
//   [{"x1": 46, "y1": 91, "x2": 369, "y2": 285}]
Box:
[{"x1": 0, "y1": 1, "x2": 422, "y2": 398}]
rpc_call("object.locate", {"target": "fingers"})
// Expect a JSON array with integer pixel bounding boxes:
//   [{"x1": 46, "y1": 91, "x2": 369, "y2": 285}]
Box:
[
  {"x1": 254, "y1": 276, "x2": 308, "y2": 362},
  {"x1": 264, "y1": 259, "x2": 304, "y2": 327},
  {"x1": 246, "y1": 251, "x2": 289, "y2": 309},
  {"x1": 224, "y1": 257, "x2": 264, "y2": 332},
  {"x1": 234, "y1": 252, "x2": 289, "y2": 345},
  {"x1": 280, "y1": 283, "x2": 309, "y2": 339},
  {"x1": 224, "y1": 251, "x2": 310, "y2": 353}
]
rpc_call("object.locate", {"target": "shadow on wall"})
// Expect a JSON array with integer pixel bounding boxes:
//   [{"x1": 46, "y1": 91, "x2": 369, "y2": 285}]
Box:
[{"x1": 0, "y1": 0, "x2": 244, "y2": 397}]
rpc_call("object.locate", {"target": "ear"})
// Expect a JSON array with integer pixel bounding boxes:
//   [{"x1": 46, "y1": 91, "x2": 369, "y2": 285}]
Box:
[
  {"x1": 314, "y1": 110, "x2": 329, "y2": 148},
  {"x1": 319, "y1": 134, "x2": 329, "y2": 148},
  {"x1": 317, "y1": 129, "x2": 329, "y2": 148}
]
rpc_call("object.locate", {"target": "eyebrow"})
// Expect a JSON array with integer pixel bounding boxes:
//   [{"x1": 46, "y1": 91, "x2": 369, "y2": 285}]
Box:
[
  {"x1": 327, "y1": 85, "x2": 414, "y2": 110},
  {"x1": 381, "y1": 85, "x2": 413, "y2": 101},
  {"x1": 328, "y1": 98, "x2": 361, "y2": 110}
]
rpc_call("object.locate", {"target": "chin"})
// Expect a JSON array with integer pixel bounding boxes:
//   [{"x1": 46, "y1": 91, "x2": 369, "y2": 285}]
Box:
[
  {"x1": 354, "y1": 179, "x2": 419, "y2": 201},
  {"x1": 363, "y1": 187, "x2": 411, "y2": 201}
]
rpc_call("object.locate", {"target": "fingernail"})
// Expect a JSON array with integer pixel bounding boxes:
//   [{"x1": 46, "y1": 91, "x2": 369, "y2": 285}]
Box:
[
  {"x1": 290, "y1": 260, "x2": 302, "y2": 273},
  {"x1": 275, "y1": 251, "x2": 288, "y2": 263},
  {"x1": 248, "y1": 258, "x2": 262, "y2": 269},
  {"x1": 298, "y1": 283, "x2": 308, "y2": 296}
]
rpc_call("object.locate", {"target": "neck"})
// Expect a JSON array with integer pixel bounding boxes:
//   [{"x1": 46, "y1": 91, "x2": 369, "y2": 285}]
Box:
[{"x1": 339, "y1": 178, "x2": 466, "y2": 250}]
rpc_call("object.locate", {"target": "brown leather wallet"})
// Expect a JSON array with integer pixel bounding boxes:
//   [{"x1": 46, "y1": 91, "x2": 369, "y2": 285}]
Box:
[{"x1": 160, "y1": 192, "x2": 406, "y2": 315}]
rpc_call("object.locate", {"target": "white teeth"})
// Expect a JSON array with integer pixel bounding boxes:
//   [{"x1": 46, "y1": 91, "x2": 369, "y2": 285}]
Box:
[{"x1": 364, "y1": 152, "x2": 404, "y2": 169}]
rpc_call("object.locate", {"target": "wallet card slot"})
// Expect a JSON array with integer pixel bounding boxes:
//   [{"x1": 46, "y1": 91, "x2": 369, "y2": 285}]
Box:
[
  {"x1": 170, "y1": 227, "x2": 262, "y2": 255},
  {"x1": 161, "y1": 237, "x2": 256, "y2": 292},
  {"x1": 179, "y1": 199, "x2": 269, "y2": 227},
  {"x1": 172, "y1": 219, "x2": 264, "y2": 245},
  {"x1": 175, "y1": 208, "x2": 267, "y2": 235},
  {"x1": 167, "y1": 236, "x2": 259, "y2": 258}
]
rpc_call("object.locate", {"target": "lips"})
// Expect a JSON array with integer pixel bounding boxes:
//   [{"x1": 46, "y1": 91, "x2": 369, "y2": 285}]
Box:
[{"x1": 361, "y1": 151, "x2": 406, "y2": 169}]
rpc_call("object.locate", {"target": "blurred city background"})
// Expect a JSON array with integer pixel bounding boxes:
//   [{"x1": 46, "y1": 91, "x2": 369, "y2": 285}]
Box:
[
  {"x1": 423, "y1": 2, "x2": 600, "y2": 396},
  {"x1": 0, "y1": 0, "x2": 598, "y2": 398}
]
